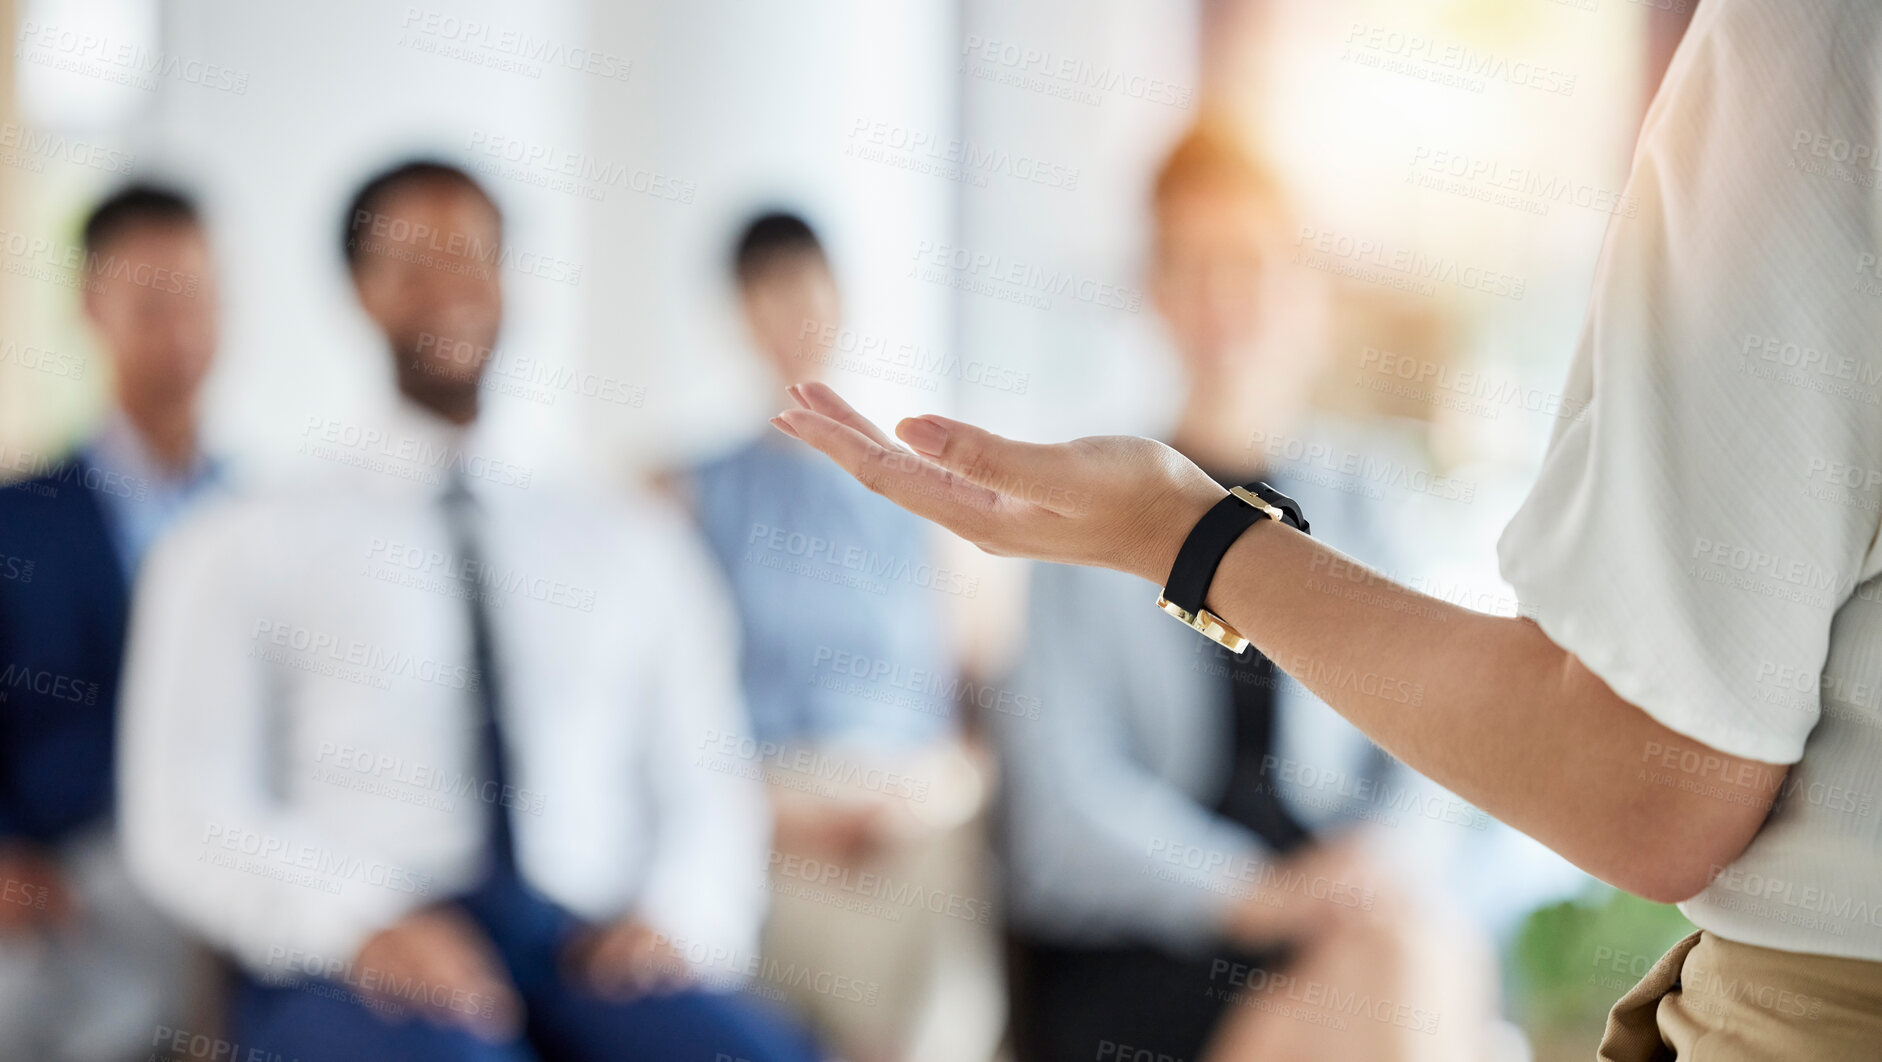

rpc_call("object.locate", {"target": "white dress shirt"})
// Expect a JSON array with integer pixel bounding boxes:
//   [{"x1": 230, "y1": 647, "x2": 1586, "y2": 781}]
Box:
[
  {"x1": 1499, "y1": 0, "x2": 1882, "y2": 960},
  {"x1": 118, "y1": 398, "x2": 768, "y2": 977}
]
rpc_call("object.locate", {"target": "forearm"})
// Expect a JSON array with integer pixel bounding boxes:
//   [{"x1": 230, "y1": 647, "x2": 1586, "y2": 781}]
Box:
[
  {"x1": 118, "y1": 701, "x2": 420, "y2": 967},
  {"x1": 120, "y1": 532, "x2": 417, "y2": 966},
  {"x1": 773, "y1": 385, "x2": 1791, "y2": 901},
  {"x1": 644, "y1": 699, "x2": 768, "y2": 963},
  {"x1": 1202, "y1": 521, "x2": 1782, "y2": 901},
  {"x1": 638, "y1": 802, "x2": 766, "y2": 970}
]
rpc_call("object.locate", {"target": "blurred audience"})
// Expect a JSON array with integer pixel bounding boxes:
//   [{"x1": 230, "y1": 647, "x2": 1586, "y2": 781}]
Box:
[
  {"x1": 995, "y1": 119, "x2": 1501, "y2": 1062},
  {"x1": 116, "y1": 162, "x2": 818, "y2": 1062},
  {"x1": 0, "y1": 185, "x2": 217, "y2": 1062},
  {"x1": 680, "y1": 212, "x2": 1002, "y2": 1062}
]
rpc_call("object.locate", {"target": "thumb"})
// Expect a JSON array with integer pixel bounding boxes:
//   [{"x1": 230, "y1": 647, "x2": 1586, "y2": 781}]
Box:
[{"x1": 894, "y1": 415, "x2": 1081, "y2": 514}]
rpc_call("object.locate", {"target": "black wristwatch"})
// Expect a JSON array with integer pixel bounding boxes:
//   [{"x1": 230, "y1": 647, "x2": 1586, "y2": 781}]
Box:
[{"x1": 1155, "y1": 482, "x2": 1309, "y2": 653}]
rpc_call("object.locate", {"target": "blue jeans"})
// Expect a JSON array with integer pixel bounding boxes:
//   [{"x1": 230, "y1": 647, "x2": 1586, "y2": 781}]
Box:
[{"x1": 233, "y1": 868, "x2": 821, "y2": 1062}]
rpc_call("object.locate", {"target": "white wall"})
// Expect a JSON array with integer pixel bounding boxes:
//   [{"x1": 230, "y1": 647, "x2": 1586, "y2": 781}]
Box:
[
  {"x1": 135, "y1": 1, "x2": 1184, "y2": 482},
  {"x1": 581, "y1": 0, "x2": 960, "y2": 475},
  {"x1": 954, "y1": 0, "x2": 1202, "y2": 441},
  {"x1": 146, "y1": 0, "x2": 587, "y2": 478}
]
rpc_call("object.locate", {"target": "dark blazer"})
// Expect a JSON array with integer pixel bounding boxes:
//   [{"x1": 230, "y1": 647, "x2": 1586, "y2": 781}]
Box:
[{"x1": 0, "y1": 458, "x2": 130, "y2": 843}]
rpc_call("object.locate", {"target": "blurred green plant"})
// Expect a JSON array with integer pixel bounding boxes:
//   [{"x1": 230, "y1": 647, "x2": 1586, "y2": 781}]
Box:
[{"x1": 1508, "y1": 883, "x2": 1695, "y2": 1055}]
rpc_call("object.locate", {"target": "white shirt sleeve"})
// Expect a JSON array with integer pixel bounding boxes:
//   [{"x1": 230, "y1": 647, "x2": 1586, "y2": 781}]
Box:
[
  {"x1": 118, "y1": 500, "x2": 419, "y2": 971},
  {"x1": 1497, "y1": 0, "x2": 1882, "y2": 765},
  {"x1": 627, "y1": 509, "x2": 771, "y2": 979}
]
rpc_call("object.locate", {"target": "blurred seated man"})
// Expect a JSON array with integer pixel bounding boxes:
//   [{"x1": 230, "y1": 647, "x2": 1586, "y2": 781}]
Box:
[
  {"x1": 0, "y1": 185, "x2": 217, "y2": 1062},
  {"x1": 682, "y1": 213, "x2": 1000, "y2": 1062},
  {"x1": 118, "y1": 161, "x2": 820, "y2": 1062},
  {"x1": 996, "y1": 119, "x2": 1501, "y2": 1062}
]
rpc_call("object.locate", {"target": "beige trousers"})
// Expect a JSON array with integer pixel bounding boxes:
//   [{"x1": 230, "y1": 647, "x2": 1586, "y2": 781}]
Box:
[
  {"x1": 1599, "y1": 930, "x2": 1882, "y2": 1061},
  {"x1": 759, "y1": 816, "x2": 1004, "y2": 1062}
]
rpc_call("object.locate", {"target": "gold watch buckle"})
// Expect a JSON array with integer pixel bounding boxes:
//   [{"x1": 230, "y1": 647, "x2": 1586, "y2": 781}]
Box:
[
  {"x1": 1154, "y1": 595, "x2": 1250, "y2": 653},
  {"x1": 1228, "y1": 485, "x2": 1284, "y2": 523}
]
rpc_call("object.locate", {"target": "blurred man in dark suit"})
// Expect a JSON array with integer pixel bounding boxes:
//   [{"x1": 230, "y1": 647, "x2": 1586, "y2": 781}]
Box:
[{"x1": 0, "y1": 185, "x2": 218, "y2": 1062}]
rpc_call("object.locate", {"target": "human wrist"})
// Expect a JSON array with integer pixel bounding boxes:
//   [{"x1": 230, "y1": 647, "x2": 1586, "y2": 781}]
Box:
[{"x1": 1132, "y1": 478, "x2": 1229, "y2": 585}]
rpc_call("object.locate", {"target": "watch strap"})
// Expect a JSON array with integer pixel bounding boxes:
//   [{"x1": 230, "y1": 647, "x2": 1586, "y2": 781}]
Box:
[
  {"x1": 1156, "y1": 481, "x2": 1309, "y2": 653},
  {"x1": 1163, "y1": 491, "x2": 1268, "y2": 616},
  {"x1": 1246, "y1": 482, "x2": 1310, "y2": 537}
]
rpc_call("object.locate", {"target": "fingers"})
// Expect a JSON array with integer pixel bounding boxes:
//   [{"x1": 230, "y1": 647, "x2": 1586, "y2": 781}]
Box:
[
  {"x1": 572, "y1": 929, "x2": 628, "y2": 997},
  {"x1": 574, "y1": 922, "x2": 690, "y2": 1001},
  {"x1": 444, "y1": 937, "x2": 522, "y2": 1040},
  {"x1": 775, "y1": 407, "x2": 1003, "y2": 541},
  {"x1": 780, "y1": 385, "x2": 1074, "y2": 515},
  {"x1": 367, "y1": 910, "x2": 521, "y2": 1041},
  {"x1": 790, "y1": 380, "x2": 907, "y2": 453},
  {"x1": 892, "y1": 415, "x2": 1085, "y2": 517},
  {"x1": 585, "y1": 927, "x2": 654, "y2": 998},
  {"x1": 448, "y1": 959, "x2": 522, "y2": 1041},
  {"x1": 0, "y1": 854, "x2": 71, "y2": 931},
  {"x1": 430, "y1": 909, "x2": 520, "y2": 1026}
]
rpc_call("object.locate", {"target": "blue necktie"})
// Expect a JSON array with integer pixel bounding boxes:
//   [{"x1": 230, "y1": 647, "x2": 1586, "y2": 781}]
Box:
[
  {"x1": 440, "y1": 472, "x2": 583, "y2": 992},
  {"x1": 440, "y1": 472, "x2": 516, "y2": 874}
]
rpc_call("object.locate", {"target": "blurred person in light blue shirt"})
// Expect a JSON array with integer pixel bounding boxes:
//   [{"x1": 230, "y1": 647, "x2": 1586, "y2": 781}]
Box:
[{"x1": 683, "y1": 212, "x2": 1001, "y2": 1062}]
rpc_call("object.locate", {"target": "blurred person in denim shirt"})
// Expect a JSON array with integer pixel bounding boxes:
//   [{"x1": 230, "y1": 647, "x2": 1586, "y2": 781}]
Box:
[{"x1": 683, "y1": 212, "x2": 1001, "y2": 1062}]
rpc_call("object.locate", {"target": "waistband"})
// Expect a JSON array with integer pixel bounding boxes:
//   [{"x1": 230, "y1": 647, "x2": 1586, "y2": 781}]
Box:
[{"x1": 1599, "y1": 930, "x2": 1882, "y2": 1061}]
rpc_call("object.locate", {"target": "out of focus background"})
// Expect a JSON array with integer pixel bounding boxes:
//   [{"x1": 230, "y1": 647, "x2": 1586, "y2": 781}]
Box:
[{"x1": 0, "y1": 1, "x2": 1706, "y2": 1060}]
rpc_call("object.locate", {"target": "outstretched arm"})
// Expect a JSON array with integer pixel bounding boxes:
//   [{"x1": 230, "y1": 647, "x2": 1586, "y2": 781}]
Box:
[{"x1": 773, "y1": 382, "x2": 1782, "y2": 903}]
